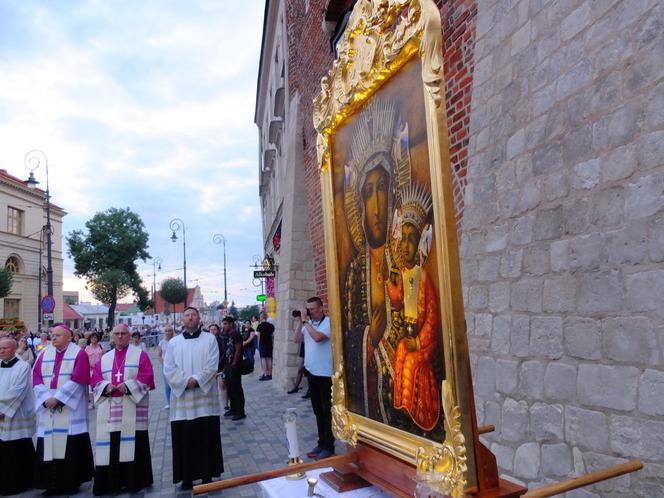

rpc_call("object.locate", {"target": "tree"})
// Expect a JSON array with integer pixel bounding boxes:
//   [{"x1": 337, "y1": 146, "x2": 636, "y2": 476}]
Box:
[
  {"x1": 67, "y1": 207, "x2": 150, "y2": 327},
  {"x1": 160, "y1": 278, "x2": 188, "y2": 307},
  {"x1": 0, "y1": 268, "x2": 13, "y2": 301},
  {"x1": 239, "y1": 305, "x2": 260, "y2": 322}
]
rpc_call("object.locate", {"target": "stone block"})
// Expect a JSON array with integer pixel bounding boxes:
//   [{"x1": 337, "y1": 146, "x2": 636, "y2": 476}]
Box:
[
  {"x1": 563, "y1": 197, "x2": 593, "y2": 235},
  {"x1": 530, "y1": 402, "x2": 564, "y2": 442},
  {"x1": 543, "y1": 275, "x2": 575, "y2": 313},
  {"x1": 563, "y1": 125, "x2": 592, "y2": 165},
  {"x1": 511, "y1": 278, "x2": 543, "y2": 312},
  {"x1": 638, "y1": 130, "x2": 664, "y2": 171},
  {"x1": 496, "y1": 358, "x2": 519, "y2": 395},
  {"x1": 577, "y1": 363, "x2": 639, "y2": 411},
  {"x1": 601, "y1": 222, "x2": 648, "y2": 265},
  {"x1": 646, "y1": 81, "x2": 664, "y2": 129},
  {"x1": 530, "y1": 316, "x2": 563, "y2": 359},
  {"x1": 564, "y1": 406, "x2": 609, "y2": 451},
  {"x1": 557, "y1": 59, "x2": 592, "y2": 100},
  {"x1": 534, "y1": 205, "x2": 563, "y2": 240},
  {"x1": 478, "y1": 254, "x2": 501, "y2": 281},
  {"x1": 500, "y1": 248, "x2": 524, "y2": 278},
  {"x1": 484, "y1": 400, "x2": 502, "y2": 440},
  {"x1": 517, "y1": 178, "x2": 542, "y2": 214},
  {"x1": 468, "y1": 284, "x2": 489, "y2": 310},
  {"x1": 609, "y1": 415, "x2": 664, "y2": 460},
  {"x1": 541, "y1": 172, "x2": 569, "y2": 201},
  {"x1": 602, "y1": 143, "x2": 637, "y2": 183},
  {"x1": 511, "y1": 314, "x2": 530, "y2": 358},
  {"x1": 572, "y1": 158, "x2": 600, "y2": 190},
  {"x1": 541, "y1": 443, "x2": 572, "y2": 477},
  {"x1": 533, "y1": 143, "x2": 563, "y2": 176},
  {"x1": 568, "y1": 233, "x2": 601, "y2": 270},
  {"x1": 591, "y1": 185, "x2": 623, "y2": 228},
  {"x1": 489, "y1": 282, "x2": 510, "y2": 313},
  {"x1": 564, "y1": 317, "x2": 601, "y2": 360},
  {"x1": 514, "y1": 442, "x2": 541, "y2": 480},
  {"x1": 518, "y1": 360, "x2": 545, "y2": 399},
  {"x1": 486, "y1": 223, "x2": 509, "y2": 252},
  {"x1": 582, "y1": 452, "x2": 632, "y2": 493},
  {"x1": 625, "y1": 173, "x2": 664, "y2": 220},
  {"x1": 475, "y1": 313, "x2": 493, "y2": 337},
  {"x1": 649, "y1": 215, "x2": 664, "y2": 262},
  {"x1": 475, "y1": 356, "x2": 496, "y2": 396},
  {"x1": 577, "y1": 270, "x2": 625, "y2": 313},
  {"x1": 502, "y1": 397, "x2": 529, "y2": 442},
  {"x1": 533, "y1": 82, "x2": 556, "y2": 116},
  {"x1": 511, "y1": 214, "x2": 534, "y2": 245},
  {"x1": 626, "y1": 270, "x2": 664, "y2": 312},
  {"x1": 550, "y1": 239, "x2": 568, "y2": 272},
  {"x1": 511, "y1": 20, "x2": 531, "y2": 56},
  {"x1": 507, "y1": 128, "x2": 526, "y2": 159},
  {"x1": 544, "y1": 362, "x2": 577, "y2": 401},
  {"x1": 603, "y1": 316, "x2": 657, "y2": 364},
  {"x1": 491, "y1": 315, "x2": 511, "y2": 354},
  {"x1": 561, "y1": 2, "x2": 590, "y2": 41},
  {"x1": 607, "y1": 103, "x2": 644, "y2": 148},
  {"x1": 638, "y1": 369, "x2": 664, "y2": 416},
  {"x1": 524, "y1": 245, "x2": 550, "y2": 276},
  {"x1": 491, "y1": 443, "x2": 515, "y2": 473}
]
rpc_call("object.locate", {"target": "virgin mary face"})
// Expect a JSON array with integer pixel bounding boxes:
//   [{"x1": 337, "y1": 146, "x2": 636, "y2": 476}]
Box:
[{"x1": 361, "y1": 166, "x2": 390, "y2": 248}]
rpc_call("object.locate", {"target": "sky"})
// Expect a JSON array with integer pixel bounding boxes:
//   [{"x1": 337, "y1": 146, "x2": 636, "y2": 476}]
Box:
[{"x1": 0, "y1": 0, "x2": 267, "y2": 306}]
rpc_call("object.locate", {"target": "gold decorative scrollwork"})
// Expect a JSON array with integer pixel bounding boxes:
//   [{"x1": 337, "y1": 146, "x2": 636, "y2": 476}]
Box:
[
  {"x1": 313, "y1": 0, "x2": 445, "y2": 170},
  {"x1": 331, "y1": 365, "x2": 358, "y2": 446},
  {"x1": 415, "y1": 381, "x2": 467, "y2": 497}
]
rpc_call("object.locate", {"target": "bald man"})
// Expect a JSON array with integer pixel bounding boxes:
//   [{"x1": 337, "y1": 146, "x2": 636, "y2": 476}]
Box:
[
  {"x1": 33, "y1": 325, "x2": 94, "y2": 495},
  {"x1": 0, "y1": 337, "x2": 36, "y2": 495},
  {"x1": 91, "y1": 324, "x2": 155, "y2": 495}
]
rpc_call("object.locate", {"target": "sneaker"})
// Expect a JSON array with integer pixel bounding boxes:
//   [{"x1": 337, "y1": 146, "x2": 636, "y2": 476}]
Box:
[
  {"x1": 224, "y1": 410, "x2": 234, "y2": 417},
  {"x1": 302, "y1": 391, "x2": 311, "y2": 399},
  {"x1": 287, "y1": 387, "x2": 299, "y2": 394},
  {"x1": 306, "y1": 446, "x2": 322, "y2": 458},
  {"x1": 232, "y1": 413, "x2": 246, "y2": 421},
  {"x1": 163, "y1": 405, "x2": 169, "y2": 410},
  {"x1": 315, "y1": 448, "x2": 335, "y2": 460},
  {"x1": 259, "y1": 375, "x2": 267, "y2": 381},
  {"x1": 180, "y1": 481, "x2": 193, "y2": 491}
]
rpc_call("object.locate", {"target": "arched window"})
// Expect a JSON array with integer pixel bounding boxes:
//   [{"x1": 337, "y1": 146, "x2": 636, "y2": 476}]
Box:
[{"x1": 5, "y1": 256, "x2": 20, "y2": 274}]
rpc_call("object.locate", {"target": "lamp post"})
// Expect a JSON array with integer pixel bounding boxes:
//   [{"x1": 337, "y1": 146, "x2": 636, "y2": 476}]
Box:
[
  {"x1": 212, "y1": 233, "x2": 228, "y2": 307},
  {"x1": 169, "y1": 218, "x2": 187, "y2": 307},
  {"x1": 151, "y1": 256, "x2": 162, "y2": 311},
  {"x1": 25, "y1": 150, "x2": 53, "y2": 329}
]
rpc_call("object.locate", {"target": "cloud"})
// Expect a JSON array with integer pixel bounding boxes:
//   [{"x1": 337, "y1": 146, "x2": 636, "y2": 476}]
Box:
[{"x1": 0, "y1": 0, "x2": 266, "y2": 305}]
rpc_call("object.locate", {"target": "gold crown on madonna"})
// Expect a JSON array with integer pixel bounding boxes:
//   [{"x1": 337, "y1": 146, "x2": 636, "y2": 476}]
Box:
[
  {"x1": 399, "y1": 182, "x2": 432, "y2": 232},
  {"x1": 347, "y1": 97, "x2": 398, "y2": 186}
]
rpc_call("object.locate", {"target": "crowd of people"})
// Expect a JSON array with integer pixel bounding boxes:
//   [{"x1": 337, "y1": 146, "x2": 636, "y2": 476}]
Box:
[{"x1": 0, "y1": 298, "x2": 334, "y2": 495}]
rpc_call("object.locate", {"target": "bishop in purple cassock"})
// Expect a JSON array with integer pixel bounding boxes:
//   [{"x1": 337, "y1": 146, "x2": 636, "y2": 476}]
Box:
[{"x1": 33, "y1": 325, "x2": 94, "y2": 495}]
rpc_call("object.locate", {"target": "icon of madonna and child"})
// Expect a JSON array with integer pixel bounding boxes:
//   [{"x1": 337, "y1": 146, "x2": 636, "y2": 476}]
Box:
[{"x1": 335, "y1": 95, "x2": 446, "y2": 440}]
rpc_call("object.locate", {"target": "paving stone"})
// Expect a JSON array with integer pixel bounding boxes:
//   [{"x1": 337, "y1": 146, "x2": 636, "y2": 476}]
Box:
[
  {"x1": 541, "y1": 443, "x2": 572, "y2": 477},
  {"x1": 502, "y1": 398, "x2": 529, "y2": 442},
  {"x1": 637, "y1": 369, "x2": 664, "y2": 416},
  {"x1": 530, "y1": 402, "x2": 563, "y2": 442},
  {"x1": 513, "y1": 442, "x2": 540, "y2": 479},
  {"x1": 577, "y1": 363, "x2": 640, "y2": 411},
  {"x1": 564, "y1": 406, "x2": 609, "y2": 452}
]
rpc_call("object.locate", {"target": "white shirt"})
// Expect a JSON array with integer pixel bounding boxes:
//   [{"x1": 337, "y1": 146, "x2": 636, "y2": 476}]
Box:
[{"x1": 303, "y1": 315, "x2": 333, "y2": 377}]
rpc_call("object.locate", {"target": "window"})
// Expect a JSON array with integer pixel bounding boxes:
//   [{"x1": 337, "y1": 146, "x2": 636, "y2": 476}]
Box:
[
  {"x1": 5, "y1": 256, "x2": 20, "y2": 274},
  {"x1": 7, "y1": 207, "x2": 23, "y2": 235},
  {"x1": 4, "y1": 299, "x2": 20, "y2": 319}
]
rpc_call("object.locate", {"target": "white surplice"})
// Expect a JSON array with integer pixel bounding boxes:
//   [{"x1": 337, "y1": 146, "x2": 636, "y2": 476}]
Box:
[{"x1": 0, "y1": 357, "x2": 35, "y2": 441}]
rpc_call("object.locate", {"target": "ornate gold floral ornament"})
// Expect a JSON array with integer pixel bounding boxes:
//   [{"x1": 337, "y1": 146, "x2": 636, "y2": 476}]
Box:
[{"x1": 331, "y1": 365, "x2": 359, "y2": 446}]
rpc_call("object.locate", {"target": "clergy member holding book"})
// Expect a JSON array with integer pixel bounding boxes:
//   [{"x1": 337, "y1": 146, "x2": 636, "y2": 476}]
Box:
[
  {"x1": 164, "y1": 306, "x2": 223, "y2": 490},
  {"x1": 33, "y1": 324, "x2": 94, "y2": 495},
  {"x1": 0, "y1": 337, "x2": 36, "y2": 496},
  {"x1": 91, "y1": 323, "x2": 155, "y2": 495}
]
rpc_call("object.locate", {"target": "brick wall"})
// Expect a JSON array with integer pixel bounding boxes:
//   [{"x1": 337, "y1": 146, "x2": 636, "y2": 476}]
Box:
[{"x1": 288, "y1": 0, "x2": 478, "y2": 304}]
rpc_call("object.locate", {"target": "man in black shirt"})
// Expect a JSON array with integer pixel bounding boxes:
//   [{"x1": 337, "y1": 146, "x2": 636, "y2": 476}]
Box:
[
  {"x1": 256, "y1": 313, "x2": 274, "y2": 381},
  {"x1": 221, "y1": 317, "x2": 245, "y2": 421}
]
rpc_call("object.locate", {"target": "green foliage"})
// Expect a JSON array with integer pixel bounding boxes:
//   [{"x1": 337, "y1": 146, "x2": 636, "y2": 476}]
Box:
[
  {"x1": 238, "y1": 305, "x2": 260, "y2": 322},
  {"x1": 0, "y1": 268, "x2": 13, "y2": 300},
  {"x1": 67, "y1": 207, "x2": 150, "y2": 326},
  {"x1": 160, "y1": 278, "x2": 188, "y2": 305}
]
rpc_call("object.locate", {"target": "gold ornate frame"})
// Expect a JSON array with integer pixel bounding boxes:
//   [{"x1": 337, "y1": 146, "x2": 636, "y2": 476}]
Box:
[{"x1": 313, "y1": 0, "x2": 475, "y2": 495}]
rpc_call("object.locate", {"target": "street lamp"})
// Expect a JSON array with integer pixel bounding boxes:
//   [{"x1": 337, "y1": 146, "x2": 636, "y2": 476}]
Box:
[
  {"x1": 25, "y1": 150, "x2": 53, "y2": 328},
  {"x1": 151, "y1": 256, "x2": 162, "y2": 310},
  {"x1": 169, "y1": 218, "x2": 187, "y2": 307},
  {"x1": 212, "y1": 233, "x2": 228, "y2": 307}
]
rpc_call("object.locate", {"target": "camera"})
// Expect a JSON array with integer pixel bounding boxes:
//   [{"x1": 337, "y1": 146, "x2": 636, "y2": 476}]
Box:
[{"x1": 292, "y1": 309, "x2": 310, "y2": 318}]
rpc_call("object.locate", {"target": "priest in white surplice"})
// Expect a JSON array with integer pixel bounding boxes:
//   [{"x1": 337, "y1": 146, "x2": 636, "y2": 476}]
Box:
[
  {"x1": 0, "y1": 337, "x2": 36, "y2": 496},
  {"x1": 165, "y1": 306, "x2": 223, "y2": 490},
  {"x1": 33, "y1": 325, "x2": 94, "y2": 494},
  {"x1": 91, "y1": 323, "x2": 155, "y2": 495}
]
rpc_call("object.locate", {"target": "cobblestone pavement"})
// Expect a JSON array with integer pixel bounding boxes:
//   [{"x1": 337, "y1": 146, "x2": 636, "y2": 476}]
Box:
[{"x1": 17, "y1": 350, "x2": 331, "y2": 498}]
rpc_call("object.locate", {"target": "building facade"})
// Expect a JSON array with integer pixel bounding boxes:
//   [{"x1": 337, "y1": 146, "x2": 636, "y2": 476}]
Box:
[
  {"x1": 0, "y1": 169, "x2": 65, "y2": 331},
  {"x1": 256, "y1": 0, "x2": 664, "y2": 495}
]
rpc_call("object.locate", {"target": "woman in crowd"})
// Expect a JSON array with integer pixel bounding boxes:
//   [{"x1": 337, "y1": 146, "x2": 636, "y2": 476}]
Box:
[
  {"x1": 157, "y1": 325, "x2": 174, "y2": 409},
  {"x1": 211, "y1": 323, "x2": 230, "y2": 411},
  {"x1": 16, "y1": 336, "x2": 35, "y2": 366}
]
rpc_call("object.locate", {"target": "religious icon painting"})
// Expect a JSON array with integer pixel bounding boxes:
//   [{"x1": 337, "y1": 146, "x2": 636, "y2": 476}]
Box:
[{"x1": 314, "y1": 0, "x2": 474, "y2": 495}]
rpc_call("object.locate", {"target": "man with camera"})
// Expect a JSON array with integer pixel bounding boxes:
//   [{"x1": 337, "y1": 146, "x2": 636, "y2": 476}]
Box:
[{"x1": 293, "y1": 296, "x2": 334, "y2": 460}]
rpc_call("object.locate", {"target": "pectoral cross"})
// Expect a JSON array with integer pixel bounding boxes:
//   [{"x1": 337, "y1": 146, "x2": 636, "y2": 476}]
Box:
[{"x1": 114, "y1": 371, "x2": 123, "y2": 383}]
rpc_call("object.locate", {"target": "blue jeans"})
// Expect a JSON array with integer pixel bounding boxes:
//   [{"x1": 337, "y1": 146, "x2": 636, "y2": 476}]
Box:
[{"x1": 163, "y1": 373, "x2": 171, "y2": 404}]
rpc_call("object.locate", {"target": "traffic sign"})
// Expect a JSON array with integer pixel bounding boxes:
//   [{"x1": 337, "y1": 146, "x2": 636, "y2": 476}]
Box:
[
  {"x1": 43, "y1": 313, "x2": 54, "y2": 321},
  {"x1": 256, "y1": 294, "x2": 266, "y2": 302},
  {"x1": 254, "y1": 270, "x2": 275, "y2": 278},
  {"x1": 40, "y1": 295, "x2": 56, "y2": 313}
]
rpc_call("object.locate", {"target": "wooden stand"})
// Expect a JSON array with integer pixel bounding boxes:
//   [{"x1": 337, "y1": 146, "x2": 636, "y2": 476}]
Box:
[{"x1": 320, "y1": 463, "x2": 372, "y2": 493}]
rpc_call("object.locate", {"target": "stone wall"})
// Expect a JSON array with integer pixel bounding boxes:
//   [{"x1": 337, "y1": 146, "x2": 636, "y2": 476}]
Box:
[{"x1": 463, "y1": 0, "x2": 664, "y2": 495}]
